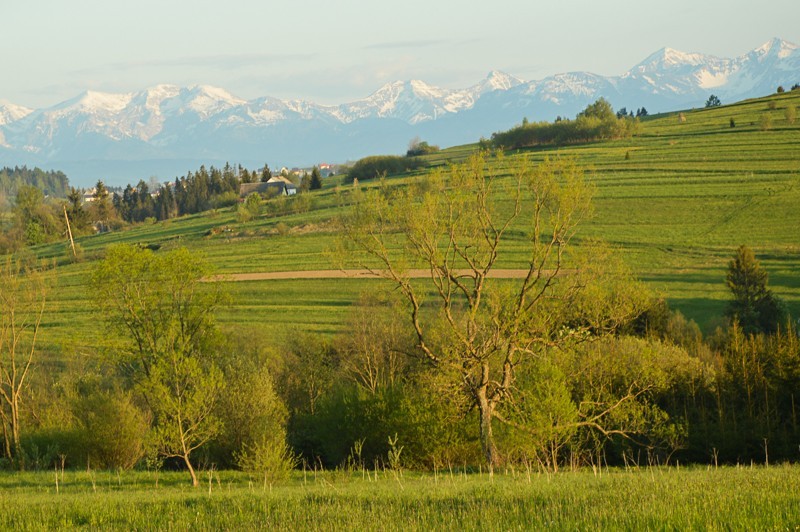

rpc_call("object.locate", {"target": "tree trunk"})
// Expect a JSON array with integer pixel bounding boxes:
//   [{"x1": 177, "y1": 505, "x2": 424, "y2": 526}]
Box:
[
  {"x1": 476, "y1": 387, "x2": 499, "y2": 470},
  {"x1": 1, "y1": 419, "x2": 11, "y2": 461},
  {"x1": 11, "y1": 397, "x2": 21, "y2": 463},
  {"x1": 183, "y1": 453, "x2": 198, "y2": 487}
]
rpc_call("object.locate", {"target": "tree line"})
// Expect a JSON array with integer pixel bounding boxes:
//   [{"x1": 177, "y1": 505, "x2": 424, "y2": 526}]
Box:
[
  {"x1": 0, "y1": 162, "x2": 328, "y2": 252},
  {"x1": 0, "y1": 167, "x2": 69, "y2": 205}
]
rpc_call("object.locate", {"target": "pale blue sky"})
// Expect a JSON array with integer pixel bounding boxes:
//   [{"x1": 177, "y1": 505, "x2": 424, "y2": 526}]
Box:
[{"x1": 3, "y1": 0, "x2": 799, "y2": 108}]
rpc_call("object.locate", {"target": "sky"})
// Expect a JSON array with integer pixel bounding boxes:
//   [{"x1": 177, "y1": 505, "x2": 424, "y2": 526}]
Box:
[{"x1": 3, "y1": 0, "x2": 799, "y2": 109}]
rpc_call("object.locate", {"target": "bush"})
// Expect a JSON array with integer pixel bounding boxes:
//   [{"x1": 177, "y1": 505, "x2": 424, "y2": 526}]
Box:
[
  {"x1": 785, "y1": 105, "x2": 796, "y2": 124},
  {"x1": 344, "y1": 156, "x2": 423, "y2": 184},
  {"x1": 236, "y1": 438, "x2": 298, "y2": 482},
  {"x1": 211, "y1": 191, "x2": 240, "y2": 209},
  {"x1": 406, "y1": 140, "x2": 440, "y2": 157},
  {"x1": 294, "y1": 381, "x2": 474, "y2": 469},
  {"x1": 211, "y1": 344, "x2": 292, "y2": 470},
  {"x1": 72, "y1": 390, "x2": 150, "y2": 470}
]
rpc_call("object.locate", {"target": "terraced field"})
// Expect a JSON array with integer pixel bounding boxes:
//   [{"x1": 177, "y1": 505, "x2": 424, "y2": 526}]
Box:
[{"x1": 27, "y1": 91, "x2": 800, "y2": 359}]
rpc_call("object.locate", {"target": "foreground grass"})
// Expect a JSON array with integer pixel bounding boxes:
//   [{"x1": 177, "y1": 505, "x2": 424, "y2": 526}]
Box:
[{"x1": 0, "y1": 466, "x2": 797, "y2": 529}]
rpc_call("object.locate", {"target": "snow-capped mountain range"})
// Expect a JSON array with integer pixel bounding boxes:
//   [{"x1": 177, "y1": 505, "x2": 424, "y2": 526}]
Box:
[{"x1": 1, "y1": 38, "x2": 798, "y2": 186}]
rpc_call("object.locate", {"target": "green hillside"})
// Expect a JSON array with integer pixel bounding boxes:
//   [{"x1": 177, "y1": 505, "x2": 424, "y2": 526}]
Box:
[{"x1": 25, "y1": 91, "x2": 800, "y2": 358}]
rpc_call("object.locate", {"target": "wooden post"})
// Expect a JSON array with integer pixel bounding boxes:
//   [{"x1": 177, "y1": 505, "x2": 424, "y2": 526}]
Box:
[{"x1": 63, "y1": 205, "x2": 76, "y2": 258}]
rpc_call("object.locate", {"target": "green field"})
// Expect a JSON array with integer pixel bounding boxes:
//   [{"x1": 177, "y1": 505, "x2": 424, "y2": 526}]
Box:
[
  {"x1": 26, "y1": 90, "x2": 800, "y2": 355},
  {"x1": 0, "y1": 466, "x2": 797, "y2": 529}
]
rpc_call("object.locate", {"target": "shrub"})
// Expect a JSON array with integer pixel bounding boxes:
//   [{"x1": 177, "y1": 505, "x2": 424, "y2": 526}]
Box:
[
  {"x1": 236, "y1": 438, "x2": 298, "y2": 482},
  {"x1": 406, "y1": 140, "x2": 440, "y2": 157},
  {"x1": 785, "y1": 105, "x2": 796, "y2": 124},
  {"x1": 72, "y1": 390, "x2": 150, "y2": 470},
  {"x1": 344, "y1": 156, "x2": 423, "y2": 184}
]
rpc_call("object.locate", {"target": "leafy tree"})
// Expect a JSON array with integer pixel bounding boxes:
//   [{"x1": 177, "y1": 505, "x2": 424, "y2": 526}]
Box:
[
  {"x1": 636, "y1": 107, "x2": 648, "y2": 117},
  {"x1": 576, "y1": 97, "x2": 614, "y2": 121},
  {"x1": 705, "y1": 95, "x2": 721, "y2": 108},
  {"x1": 339, "y1": 154, "x2": 648, "y2": 468},
  {"x1": 13, "y1": 185, "x2": 55, "y2": 245},
  {"x1": 725, "y1": 245, "x2": 787, "y2": 334},
  {"x1": 407, "y1": 139, "x2": 440, "y2": 157},
  {"x1": 616, "y1": 107, "x2": 628, "y2": 119},
  {"x1": 92, "y1": 246, "x2": 225, "y2": 486}
]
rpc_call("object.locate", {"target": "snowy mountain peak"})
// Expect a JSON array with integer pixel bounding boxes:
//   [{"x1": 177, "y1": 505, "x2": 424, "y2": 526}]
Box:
[
  {"x1": 0, "y1": 101, "x2": 33, "y2": 125},
  {"x1": 479, "y1": 71, "x2": 524, "y2": 92},
  {"x1": 186, "y1": 84, "x2": 244, "y2": 103},
  {"x1": 60, "y1": 90, "x2": 134, "y2": 113},
  {"x1": 752, "y1": 37, "x2": 799, "y2": 60},
  {"x1": 632, "y1": 46, "x2": 714, "y2": 72}
]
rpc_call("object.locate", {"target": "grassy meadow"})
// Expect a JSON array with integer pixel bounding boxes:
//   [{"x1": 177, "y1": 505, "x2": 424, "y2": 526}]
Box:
[
  {"x1": 3, "y1": 91, "x2": 800, "y2": 530},
  {"x1": 24, "y1": 90, "x2": 800, "y2": 355},
  {"x1": 0, "y1": 466, "x2": 797, "y2": 529}
]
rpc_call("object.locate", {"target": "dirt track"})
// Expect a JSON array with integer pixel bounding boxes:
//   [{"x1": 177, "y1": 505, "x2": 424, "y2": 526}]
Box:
[{"x1": 209, "y1": 269, "x2": 534, "y2": 282}]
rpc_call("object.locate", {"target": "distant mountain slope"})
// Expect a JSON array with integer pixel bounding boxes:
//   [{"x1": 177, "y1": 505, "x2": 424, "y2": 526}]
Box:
[{"x1": 1, "y1": 38, "x2": 797, "y2": 186}]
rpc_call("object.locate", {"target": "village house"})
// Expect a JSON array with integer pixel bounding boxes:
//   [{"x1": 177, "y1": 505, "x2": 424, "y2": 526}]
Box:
[{"x1": 239, "y1": 176, "x2": 297, "y2": 198}]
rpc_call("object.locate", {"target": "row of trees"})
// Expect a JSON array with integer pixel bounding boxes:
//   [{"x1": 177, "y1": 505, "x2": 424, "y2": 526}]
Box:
[
  {"x1": 0, "y1": 167, "x2": 69, "y2": 206},
  {"x1": 0, "y1": 161, "x2": 324, "y2": 251},
  {"x1": 616, "y1": 107, "x2": 649, "y2": 118},
  {"x1": 490, "y1": 98, "x2": 641, "y2": 150},
  {"x1": 344, "y1": 155, "x2": 424, "y2": 184},
  {"x1": 113, "y1": 163, "x2": 325, "y2": 225},
  {"x1": 0, "y1": 247, "x2": 294, "y2": 484}
]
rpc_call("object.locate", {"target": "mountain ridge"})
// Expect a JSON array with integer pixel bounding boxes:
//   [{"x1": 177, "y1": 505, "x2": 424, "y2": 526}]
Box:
[{"x1": 1, "y1": 38, "x2": 798, "y2": 186}]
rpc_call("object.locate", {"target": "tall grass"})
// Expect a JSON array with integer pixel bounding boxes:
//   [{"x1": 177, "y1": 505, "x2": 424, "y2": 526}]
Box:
[{"x1": 0, "y1": 466, "x2": 797, "y2": 529}]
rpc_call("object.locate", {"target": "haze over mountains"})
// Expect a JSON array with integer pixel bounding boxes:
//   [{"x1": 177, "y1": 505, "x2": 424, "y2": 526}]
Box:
[{"x1": 1, "y1": 38, "x2": 798, "y2": 187}]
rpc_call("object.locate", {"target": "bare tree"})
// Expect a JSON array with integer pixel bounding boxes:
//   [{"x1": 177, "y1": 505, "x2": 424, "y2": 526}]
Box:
[
  {"x1": 0, "y1": 258, "x2": 48, "y2": 466},
  {"x1": 339, "y1": 153, "x2": 646, "y2": 469}
]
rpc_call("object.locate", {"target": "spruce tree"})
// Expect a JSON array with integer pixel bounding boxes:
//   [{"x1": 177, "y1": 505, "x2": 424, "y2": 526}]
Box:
[
  {"x1": 725, "y1": 245, "x2": 788, "y2": 334},
  {"x1": 309, "y1": 167, "x2": 323, "y2": 190}
]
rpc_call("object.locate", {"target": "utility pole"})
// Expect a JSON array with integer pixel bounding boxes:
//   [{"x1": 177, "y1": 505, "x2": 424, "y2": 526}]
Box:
[{"x1": 63, "y1": 205, "x2": 76, "y2": 258}]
